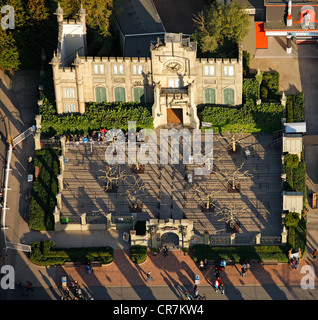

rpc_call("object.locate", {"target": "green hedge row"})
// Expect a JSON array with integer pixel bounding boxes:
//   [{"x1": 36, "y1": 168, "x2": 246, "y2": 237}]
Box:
[
  {"x1": 286, "y1": 92, "x2": 305, "y2": 123},
  {"x1": 200, "y1": 101, "x2": 284, "y2": 133},
  {"x1": 191, "y1": 245, "x2": 289, "y2": 263},
  {"x1": 40, "y1": 92, "x2": 154, "y2": 137},
  {"x1": 29, "y1": 148, "x2": 60, "y2": 231},
  {"x1": 130, "y1": 245, "x2": 148, "y2": 264},
  {"x1": 30, "y1": 241, "x2": 114, "y2": 266},
  {"x1": 260, "y1": 72, "x2": 280, "y2": 102}
]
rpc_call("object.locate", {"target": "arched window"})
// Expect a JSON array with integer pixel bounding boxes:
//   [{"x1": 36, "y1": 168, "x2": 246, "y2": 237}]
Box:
[
  {"x1": 114, "y1": 87, "x2": 126, "y2": 102},
  {"x1": 204, "y1": 88, "x2": 216, "y2": 104},
  {"x1": 133, "y1": 87, "x2": 145, "y2": 103},
  {"x1": 223, "y1": 88, "x2": 235, "y2": 105},
  {"x1": 95, "y1": 87, "x2": 107, "y2": 103}
]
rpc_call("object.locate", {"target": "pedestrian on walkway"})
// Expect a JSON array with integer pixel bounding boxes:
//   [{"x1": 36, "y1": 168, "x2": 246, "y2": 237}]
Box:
[
  {"x1": 214, "y1": 266, "x2": 220, "y2": 279},
  {"x1": 219, "y1": 283, "x2": 225, "y2": 295},
  {"x1": 26, "y1": 281, "x2": 33, "y2": 293},
  {"x1": 220, "y1": 260, "x2": 226, "y2": 271},
  {"x1": 214, "y1": 279, "x2": 219, "y2": 292},
  {"x1": 313, "y1": 249, "x2": 318, "y2": 259},
  {"x1": 241, "y1": 265, "x2": 247, "y2": 277},
  {"x1": 163, "y1": 246, "x2": 168, "y2": 258},
  {"x1": 146, "y1": 271, "x2": 154, "y2": 283},
  {"x1": 193, "y1": 285, "x2": 199, "y2": 300},
  {"x1": 185, "y1": 292, "x2": 191, "y2": 300},
  {"x1": 201, "y1": 293, "x2": 206, "y2": 300}
]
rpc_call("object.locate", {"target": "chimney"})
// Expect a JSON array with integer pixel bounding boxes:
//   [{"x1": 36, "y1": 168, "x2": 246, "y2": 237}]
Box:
[{"x1": 287, "y1": 0, "x2": 293, "y2": 27}]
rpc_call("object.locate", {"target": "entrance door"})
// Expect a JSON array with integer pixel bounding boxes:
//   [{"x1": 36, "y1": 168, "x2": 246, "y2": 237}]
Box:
[
  {"x1": 167, "y1": 108, "x2": 183, "y2": 124},
  {"x1": 161, "y1": 232, "x2": 180, "y2": 248}
]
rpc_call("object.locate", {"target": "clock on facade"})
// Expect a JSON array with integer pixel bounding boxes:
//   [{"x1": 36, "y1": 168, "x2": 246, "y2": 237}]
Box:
[{"x1": 164, "y1": 60, "x2": 183, "y2": 73}]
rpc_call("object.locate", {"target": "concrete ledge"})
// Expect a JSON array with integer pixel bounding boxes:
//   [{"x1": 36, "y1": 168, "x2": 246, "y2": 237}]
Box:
[
  {"x1": 64, "y1": 261, "x2": 81, "y2": 267},
  {"x1": 261, "y1": 260, "x2": 278, "y2": 265}
]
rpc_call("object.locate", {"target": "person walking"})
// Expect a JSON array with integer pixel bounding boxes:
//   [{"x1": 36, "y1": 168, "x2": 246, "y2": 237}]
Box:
[
  {"x1": 219, "y1": 283, "x2": 225, "y2": 295},
  {"x1": 185, "y1": 292, "x2": 191, "y2": 300},
  {"x1": 214, "y1": 266, "x2": 220, "y2": 279},
  {"x1": 220, "y1": 260, "x2": 226, "y2": 271},
  {"x1": 214, "y1": 279, "x2": 219, "y2": 292},
  {"x1": 241, "y1": 265, "x2": 247, "y2": 277},
  {"x1": 193, "y1": 285, "x2": 199, "y2": 300},
  {"x1": 313, "y1": 249, "x2": 318, "y2": 259},
  {"x1": 146, "y1": 271, "x2": 154, "y2": 283},
  {"x1": 163, "y1": 246, "x2": 168, "y2": 258},
  {"x1": 26, "y1": 281, "x2": 33, "y2": 293}
]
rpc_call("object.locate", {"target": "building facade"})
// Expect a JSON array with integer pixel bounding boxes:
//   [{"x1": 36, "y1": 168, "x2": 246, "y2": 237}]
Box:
[{"x1": 51, "y1": 5, "x2": 243, "y2": 129}]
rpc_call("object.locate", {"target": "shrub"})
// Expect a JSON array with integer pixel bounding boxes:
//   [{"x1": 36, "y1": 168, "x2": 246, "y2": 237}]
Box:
[
  {"x1": 30, "y1": 241, "x2": 114, "y2": 265},
  {"x1": 284, "y1": 153, "x2": 299, "y2": 168},
  {"x1": 261, "y1": 87, "x2": 268, "y2": 100},
  {"x1": 286, "y1": 92, "x2": 304, "y2": 123},
  {"x1": 191, "y1": 245, "x2": 289, "y2": 263},
  {"x1": 29, "y1": 148, "x2": 60, "y2": 231},
  {"x1": 285, "y1": 212, "x2": 300, "y2": 228},
  {"x1": 261, "y1": 72, "x2": 280, "y2": 101},
  {"x1": 130, "y1": 245, "x2": 148, "y2": 264}
]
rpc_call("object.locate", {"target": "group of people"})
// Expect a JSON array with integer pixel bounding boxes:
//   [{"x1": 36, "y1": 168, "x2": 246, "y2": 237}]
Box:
[
  {"x1": 60, "y1": 280, "x2": 94, "y2": 300},
  {"x1": 184, "y1": 286, "x2": 206, "y2": 300},
  {"x1": 213, "y1": 261, "x2": 226, "y2": 294},
  {"x1": 240, "y1": 260, "x2": 251, "y2": 277}
]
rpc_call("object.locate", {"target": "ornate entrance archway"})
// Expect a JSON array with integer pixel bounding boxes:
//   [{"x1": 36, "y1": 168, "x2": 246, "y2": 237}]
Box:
[{"x1": 161, "y1": 232, "x2": 180, "y2": 248}]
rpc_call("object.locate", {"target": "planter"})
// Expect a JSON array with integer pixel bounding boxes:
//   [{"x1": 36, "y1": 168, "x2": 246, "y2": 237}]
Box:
[
  {"x1": 201, "y1": 203, "x2": 215, "y2": 212},
  {"x1": 226, "y1": 221, "x2": 240, "y2": 233},
  {"x1": 131, "y1": 164, "x2": 145, "y2": 174},
  {"x1": 129, "y1": 202, "x2": 143, "y2": 213},
  {"x1": 103, "y1": 183, "x2": 118, "y2": 193},
  {"x1": 227, "y1": 182, "x2": 240, "y2": 193},
  {"x1": 227, "y1": 144, "x2": 241, "y2": 155}
]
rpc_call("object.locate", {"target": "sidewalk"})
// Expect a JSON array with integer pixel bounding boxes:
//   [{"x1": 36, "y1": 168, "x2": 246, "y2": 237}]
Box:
[{"x1": 55, "y1": 249, "x2": 318, "y2": 289}]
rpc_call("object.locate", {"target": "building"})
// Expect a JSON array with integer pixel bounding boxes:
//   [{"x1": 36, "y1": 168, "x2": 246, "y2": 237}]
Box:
[
  {"x1": 51, "y1": 3, "x2": 243, "y2": 129},
  {"x1": 243, "y1": 0, "x2": 318, "y2": 54}
]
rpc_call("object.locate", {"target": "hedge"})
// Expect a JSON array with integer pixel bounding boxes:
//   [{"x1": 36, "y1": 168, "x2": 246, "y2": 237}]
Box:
[
  {"x1": 260, "y1": 72, "x2": 280, "y2": 102},
  {"x1": 29, "y1": 241, "x2": 114, "y2": 266},
  {"x1": 191, "y1": 245, "x2": 289, "y2": 263},
  {"x1": 29, "y1": 148, "x2": 60, "y2": 231},
  {"x1": 286, "y1": 92, "x2": 305, "y2": 123},
  {"x1": 130, "y1": 245, "x2": 148, "y2": 264},
  {"x1": 200, "y1": 101, "x2": 284, "y2": 133},
  {"x1": 39, "y1": 92, "x2": 154, "y2": 137}
]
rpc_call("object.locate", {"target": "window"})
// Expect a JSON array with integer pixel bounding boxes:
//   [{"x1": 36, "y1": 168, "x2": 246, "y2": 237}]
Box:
[
  {"x1": 133, "y1": 87, "x2": 145, "y2": 103},
  {"x1": 114, "y1": 87, "x2": 126, "y2": 102},
  {"x1": 204, "y1": 88, "x2": 216, "y2": 104},
  {"x1": 224, "y1": 65, "x2": 234, "y2": 76},
  {"x1": 168, "y1": 78, "x2": 180, "y2": 88},
  {"x1": 204, "y1": 65, "x2": 215, "y2": 76},
  {"x1": 114, "y1": 64, "x2": 124, "y2": 75},
  {"x1": 64, "y1": 88, "x2": 75, "y2": 99},
  {"x1": 65, "y1": 103, "x2": 76, "y2": 113},
  {"x1": 94, "y1": 64, "x2": 105, "y2": 74},
  {"x1": 223, "y1": 88, "x2": 235, "y2": 105},
  {"x1": 133, "y1": 65, "x2": 143, "y2": 75},
  {"x1": 95, "y1": 87, "x2": 107, "y2": 103}
]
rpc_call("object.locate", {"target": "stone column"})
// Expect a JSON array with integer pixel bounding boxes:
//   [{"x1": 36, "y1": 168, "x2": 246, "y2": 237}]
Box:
[
  {"x1": 59, "y1": 155, "x2": 64, "y2": 175},
  {"x1": 286, "y1": 35, "x2": 292, "y2": 54},
  {"x1": 230, "y1": 233, "x2": 235, "y2": 245},
  {"x1": 281, "y1": 226, "x2": 288, "y2": 244},
  {"x1": 54, "y1": 206, "x2": 61, "y2": 231},
  {"x1": 60, "y1": 136, "x2": 66, "y2": 156},
  {"x1": 56, "y1": 193, "x2": 62, "y2": 210},
  {"x1": 58, "y1": 174, "x2": 63, "y2": 192},
  {"x1": 255, "y1": 233, "x2": 261, "y2": 245}
]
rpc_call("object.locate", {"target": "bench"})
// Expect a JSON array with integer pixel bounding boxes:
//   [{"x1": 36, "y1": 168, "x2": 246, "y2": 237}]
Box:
[
  {"x1": 64, "y1": 262, "x2": 81, "y2": 267},
  {"x1": 261, "y1": 260, "x2": 278, "y2": 265}
]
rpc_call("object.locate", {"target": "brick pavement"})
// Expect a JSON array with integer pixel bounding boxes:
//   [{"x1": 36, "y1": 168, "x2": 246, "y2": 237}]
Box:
[{"x1": 55, "y1": 249, "x2": 318, "y2": 289}]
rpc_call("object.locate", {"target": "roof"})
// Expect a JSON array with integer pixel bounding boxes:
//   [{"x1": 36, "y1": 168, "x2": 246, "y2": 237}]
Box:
[
  {"x1": 282, "y1": 134, "x2": 303, "y2": 154},
  {"x1": 285, "y1": 122, "x2": 306, "y2": 133},
  {"x1": 115, "y1": 0, "x2": 165, "y2": 35},
  {"x1": 265, "y1": 0, "x2": 318, "y2": 5},
  {"x1": 264, "y1": 21, "x2": 318, "y2": 31},
  {"x1": 283, "y1": 191, "x2": 303, "y2": 213},
  {"x1": 124, "y1": 34, "x2": 165, "y2": 57}
]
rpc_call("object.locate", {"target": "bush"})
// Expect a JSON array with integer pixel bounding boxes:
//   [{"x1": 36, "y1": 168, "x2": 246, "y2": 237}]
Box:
[
  {"x1": 261, "y1": 72, "x2": 280, "y2": 101},
  {"x1": 130, "y1": 245, "x2": 148, "y2": 264},
  {"x1": 286, "y1": 92, "x2": 305, "y2": 123},
  {"x1": 191, "y1": 245, "x2": 289, "y2": 263},
  {"x1": 284, "y1": 154, "x2": 299, "y2": 168},
  {"x1": 243, "y1": 78, "x2": 261, "y2": 103},
  {"x1": 285, "y1": 211, "x2": 300, "y2": 228},
  {"x1": 30, "y1": 241, "x2": 114, "y2": 265},
  {"x1": 29, "y1": 148, "x2": 60, "y2": 231}
]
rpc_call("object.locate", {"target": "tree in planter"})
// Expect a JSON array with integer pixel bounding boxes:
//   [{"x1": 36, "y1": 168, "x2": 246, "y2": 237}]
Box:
[
  {"x1": 99, "y1": 164, "x2": 127, "y2": 193},
  {"x1": 216, "y1": 201, "x2": 248, "y2": 232},
  {"x1": 126, "y1": 175, "x2": 147, "y2": 212},
  {"x1": 191, "y1": 183, "x2": 222, "y2": 212},
  {"x1": 217, "y1": 163, "x2": 252, "y2": 193},
  {"x1": 217, "y1": 129, "x2": 246, "y2": 154}
]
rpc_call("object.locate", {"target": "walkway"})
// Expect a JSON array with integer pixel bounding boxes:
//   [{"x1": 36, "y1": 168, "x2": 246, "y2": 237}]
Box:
[{"x1": 55, "y1": 249, "x2": 318, "y2": 289}]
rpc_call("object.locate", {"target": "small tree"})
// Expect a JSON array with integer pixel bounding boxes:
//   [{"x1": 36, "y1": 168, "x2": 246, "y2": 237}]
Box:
[
  {"x1": 285, "y1": 211, "x2": 300, "y2": 228},
  {"x1": 99, "y1": 164, "x2": 127, "y2": 192},
  {"x1": 193, "y1": 0, "x2": 250, "y2": 54}
]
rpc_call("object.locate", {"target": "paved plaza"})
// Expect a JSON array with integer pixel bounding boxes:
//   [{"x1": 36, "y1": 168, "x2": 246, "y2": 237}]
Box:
[{"x1": 60, "y1": 130, "x2": 282, "y2": 240}]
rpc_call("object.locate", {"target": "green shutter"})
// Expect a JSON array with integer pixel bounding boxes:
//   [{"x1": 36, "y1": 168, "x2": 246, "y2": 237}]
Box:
[
  {"x1": 115, "y1": 87, "x2": 126, "y2": 102},
  {"x1": 205, "y1": 88, "x2": 215, "y2": 104},
  {"x1": 96, "y1": 87, "x2": 107, "y2": 103},
  {"x1": 133, "y1": 87, "x2": 145, "y2": 103},
  {"x1": 224, "y1": 88, "x2": 234, "y2": 105}
]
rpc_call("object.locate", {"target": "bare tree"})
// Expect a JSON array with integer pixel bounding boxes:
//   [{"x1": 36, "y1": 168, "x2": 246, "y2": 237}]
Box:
[
  {"x1": 99, "y1": 164, "x2": 127, "y2": 192},
  {"x1": 191, "y1": 183, "x2": 222, "y2": 212},
  {"x1": 126, "y1": 175, "x2": 148, "y2": 211}
]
